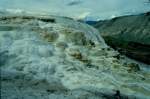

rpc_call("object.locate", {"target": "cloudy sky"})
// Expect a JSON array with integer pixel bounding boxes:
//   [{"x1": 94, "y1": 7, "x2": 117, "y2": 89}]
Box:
[{"x1": 0, "y1": 0, "x2": 150, "y2": 20}]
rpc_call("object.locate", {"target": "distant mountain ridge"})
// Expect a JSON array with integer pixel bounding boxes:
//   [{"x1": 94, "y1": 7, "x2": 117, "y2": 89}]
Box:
[{"x1": 94, "y1": 12, "x2": 150, "y2": 64}]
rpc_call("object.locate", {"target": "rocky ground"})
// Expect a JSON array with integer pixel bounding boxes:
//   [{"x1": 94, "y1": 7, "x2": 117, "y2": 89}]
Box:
[{"x1": 0, "y1": 15, "x2": 150, "y2": 99}]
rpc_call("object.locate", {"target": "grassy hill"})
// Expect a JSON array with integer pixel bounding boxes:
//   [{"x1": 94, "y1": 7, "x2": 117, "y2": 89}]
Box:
[{"x1": 94, "y1": 12, "x2": 150, "y2": 64}]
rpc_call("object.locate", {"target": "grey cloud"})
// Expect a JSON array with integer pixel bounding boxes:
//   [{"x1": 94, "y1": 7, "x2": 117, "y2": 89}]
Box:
[{"x1": 67, "y1": 0, "x2": 82, "y2": 6}]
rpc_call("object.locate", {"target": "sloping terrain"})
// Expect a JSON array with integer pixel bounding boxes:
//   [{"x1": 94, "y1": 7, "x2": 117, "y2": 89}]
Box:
[
  {"x1": 0, "y1": 15, "x2": 150, "y2": 99},
  {"x1": 94, "y1": 12, "x2": 150, "y2": 64}
]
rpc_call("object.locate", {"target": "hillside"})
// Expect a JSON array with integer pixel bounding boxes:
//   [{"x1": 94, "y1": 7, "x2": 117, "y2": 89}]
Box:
[{"x1": 94, "y1": 12, "x2": 150, "y2": 64}]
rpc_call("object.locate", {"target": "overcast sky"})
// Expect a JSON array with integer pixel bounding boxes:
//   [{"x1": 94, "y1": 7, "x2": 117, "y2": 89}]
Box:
[{"x1": 0, "y1": 0, "x2": 150, "y2": 20}]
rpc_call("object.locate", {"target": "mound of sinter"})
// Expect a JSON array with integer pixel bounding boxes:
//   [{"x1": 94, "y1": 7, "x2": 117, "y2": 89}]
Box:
[{"x1": 0, "y1": 15, "x2": 150, "y2": 99}]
